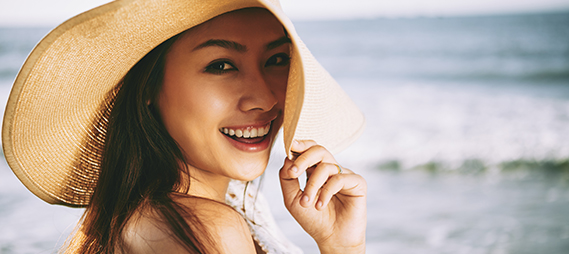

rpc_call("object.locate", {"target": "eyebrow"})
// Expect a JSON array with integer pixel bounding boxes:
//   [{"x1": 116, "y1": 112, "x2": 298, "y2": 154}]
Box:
[
  {"x1": 193, "y1": 39, "x2": 247, "y2": 52},
  {"x1": 192, "y1": 36, "x2": 291, "y2": 52},
  {"x1": 266, "y1": 36, "x2": 292, "y2": 50}
]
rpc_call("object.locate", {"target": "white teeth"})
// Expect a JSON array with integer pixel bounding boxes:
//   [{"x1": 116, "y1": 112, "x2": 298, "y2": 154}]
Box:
[{"x1": 220, "y1": 124, "x2": 271, "y2": 139}]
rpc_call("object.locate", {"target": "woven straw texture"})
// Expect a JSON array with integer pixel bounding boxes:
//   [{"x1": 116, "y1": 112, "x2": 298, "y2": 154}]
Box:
[{"x1": 2, "y1": 0, "x2": 365, "y2": 206}]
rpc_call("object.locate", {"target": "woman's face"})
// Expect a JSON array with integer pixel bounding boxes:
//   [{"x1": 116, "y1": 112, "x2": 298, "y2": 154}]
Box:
[{"x1": 158, "y1": 8, "x2": 289, "y2": 181}]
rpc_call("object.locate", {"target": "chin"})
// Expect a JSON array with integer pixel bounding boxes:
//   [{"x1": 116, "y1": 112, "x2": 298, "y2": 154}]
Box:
[{"x1": 231, "y1": 157, "x2": 269, "y2": 181}]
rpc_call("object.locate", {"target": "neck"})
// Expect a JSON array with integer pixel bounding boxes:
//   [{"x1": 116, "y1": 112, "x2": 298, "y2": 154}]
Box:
[{"x1": 179, "y1": 165, "x2": 231, "y2": 202}]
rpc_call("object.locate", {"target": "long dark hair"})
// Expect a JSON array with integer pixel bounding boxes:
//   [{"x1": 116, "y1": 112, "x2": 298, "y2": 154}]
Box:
[{"x1": 63, "y1": 32, "x2": 214, "y2": 253}]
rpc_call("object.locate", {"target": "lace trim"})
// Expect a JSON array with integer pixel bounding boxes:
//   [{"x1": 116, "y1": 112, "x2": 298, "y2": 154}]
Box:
[{"x1": 225, "y1": 180, "x2": 303, "y2": 254}]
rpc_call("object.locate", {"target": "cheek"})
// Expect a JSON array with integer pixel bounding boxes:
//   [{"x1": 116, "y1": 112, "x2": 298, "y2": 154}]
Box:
[
  {"x1": 194, "y1": 83, "x2": 244, "y2": 131},
  {"x1": 267, "y1": 69, "x2": 289, "y2": 103},
  {"x1": 158, "y1": 79, "x2": 230, "y2": 140},
  {"x1": 186, "y1": 88, "x2": 230, "y2": 118},
  {"x1": 158, "y1": 83, "x2": 234, "y2": 169}
]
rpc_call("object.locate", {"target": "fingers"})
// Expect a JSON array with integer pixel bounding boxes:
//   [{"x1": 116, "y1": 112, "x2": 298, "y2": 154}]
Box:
[
  {"x1": 316, "y1": 173, "x2": 367, "y2": 210},
  {"x1": 288, "y1": 140, "x2": 337, "y2": 175},
  {"x1": 279, "y1": 157, "x2": 302, "y2": 209},
  {"x1": 280, "y1": 140, "x2": 365, "y2": 210},
  {"x1": 301, "y1": 162, "x2": 342, "y2": 208},
  {"x1": 303, "y1": 164, "x2": 364, "y2": 210}
]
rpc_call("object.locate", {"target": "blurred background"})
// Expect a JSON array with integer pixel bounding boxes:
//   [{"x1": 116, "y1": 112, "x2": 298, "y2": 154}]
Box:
[{"x1": 1, "y1": 0, "x2": 569, "y2": 253}]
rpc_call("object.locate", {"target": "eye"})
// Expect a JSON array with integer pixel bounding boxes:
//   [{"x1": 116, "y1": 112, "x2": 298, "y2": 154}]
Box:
[
  {"x1": 205, "y1": 60, "x2": 236, "y2": 74},
  {"x1": 265, "y1": 53, "x2": 290, "y2": 67}
]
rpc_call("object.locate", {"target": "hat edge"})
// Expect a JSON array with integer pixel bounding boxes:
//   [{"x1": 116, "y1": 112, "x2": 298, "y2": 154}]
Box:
[
  {"x1": 2, "y1": 144, "x2": 62, "y2": 205},
  {"x1": 262, "y1": 4, "x2": 305, "y2": 160},
  {"x1": 1, "y1": 1, "x2": 132, "y2": 207}
]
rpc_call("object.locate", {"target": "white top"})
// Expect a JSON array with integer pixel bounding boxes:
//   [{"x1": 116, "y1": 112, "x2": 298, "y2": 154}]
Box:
[{"x1": 225, "y1": 180, "x2": 303, "y2": 254}]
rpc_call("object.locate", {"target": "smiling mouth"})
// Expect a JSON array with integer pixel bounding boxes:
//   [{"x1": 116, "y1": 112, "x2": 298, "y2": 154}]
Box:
[{"x1": 219, "y1": 122, "x2": 272, "y2": 142}]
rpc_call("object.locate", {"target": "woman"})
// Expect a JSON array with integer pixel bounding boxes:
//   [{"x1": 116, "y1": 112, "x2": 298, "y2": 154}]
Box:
[{"x1": 3, "y1": 0, "x2": 366, "y2": 253}]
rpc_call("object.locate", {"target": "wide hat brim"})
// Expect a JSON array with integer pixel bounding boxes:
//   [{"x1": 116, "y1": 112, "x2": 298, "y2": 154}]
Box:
[{"x1": 2, "y1": 0, "x2": 365, "y2": 206}]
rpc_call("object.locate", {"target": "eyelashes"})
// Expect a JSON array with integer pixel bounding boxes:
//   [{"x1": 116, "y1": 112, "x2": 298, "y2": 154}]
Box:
[
  {"x1": 205, "y1": 60, "x2": 236, "y2": 75},
  {"x1": 265, "y1": 53, "x2": 290, "y2": 67},
  {"x1": 204, "y1": 53, "x2": 291, "y2": 75}
]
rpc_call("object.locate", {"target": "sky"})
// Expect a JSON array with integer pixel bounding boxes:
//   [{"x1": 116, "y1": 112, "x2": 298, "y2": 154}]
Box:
[{"x1": 1, "y1": 0, "x2": 569, "y2": 26}]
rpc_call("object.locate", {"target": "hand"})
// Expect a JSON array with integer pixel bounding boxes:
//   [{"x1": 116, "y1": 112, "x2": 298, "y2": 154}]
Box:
[{"x1": 279, "y1": 140, "x2": 367, "y2": 254}]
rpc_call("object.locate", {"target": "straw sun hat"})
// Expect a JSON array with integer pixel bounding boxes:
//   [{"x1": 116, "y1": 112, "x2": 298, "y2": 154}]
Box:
[{"x1": 2, "y1": 0, "x2": 365, "y2": 207}]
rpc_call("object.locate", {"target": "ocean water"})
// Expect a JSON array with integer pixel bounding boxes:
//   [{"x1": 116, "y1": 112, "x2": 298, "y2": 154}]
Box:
[{"x1": 1, "y1": 12, "x2": 569, "y2": 254}]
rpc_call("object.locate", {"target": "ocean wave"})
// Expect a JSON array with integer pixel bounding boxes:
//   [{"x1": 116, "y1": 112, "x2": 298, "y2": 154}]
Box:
[
  {"x1": 402, "y1": 69, "x2": 569, "y2": 82},
  {"x1": 375, "y1": 158, "x2": 569, "y2": 182}
]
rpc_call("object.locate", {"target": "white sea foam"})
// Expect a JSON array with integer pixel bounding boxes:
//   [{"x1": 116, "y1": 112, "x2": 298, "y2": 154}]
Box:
[{"x1": 335, "y1": 78, "x2": 569, "y2": 170}]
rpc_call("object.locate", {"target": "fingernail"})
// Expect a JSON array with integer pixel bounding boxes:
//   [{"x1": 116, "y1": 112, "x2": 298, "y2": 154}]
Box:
[
  {"x1": 293, "y1": 140, "x2": 299, "y2": 145},
  {"x1": 290, "y1": 165, "x2": 298, "y2": 173},
  {"x1": 316, "y1": 200, "x2": 323, "y2": 209},
  {"x1": 302, "y1": 194, "x2": 309, "y2": 203}
]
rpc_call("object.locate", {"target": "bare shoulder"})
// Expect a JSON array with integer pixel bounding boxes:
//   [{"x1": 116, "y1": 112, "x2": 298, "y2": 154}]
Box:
[
  {"x1": 174, "y1": 194, "x2": 256, "y2": 253},
  {"x1": 121, "y1": 202, "x2": 188, "y2": 254},
  {"x1": 122, "y1": 196, "x2": 255, "y2": 254}
]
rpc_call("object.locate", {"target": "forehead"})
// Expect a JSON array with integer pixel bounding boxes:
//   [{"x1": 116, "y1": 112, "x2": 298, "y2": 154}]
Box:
[{"x1": 177, "y1": 8, "x2": 286, "y2": 46}]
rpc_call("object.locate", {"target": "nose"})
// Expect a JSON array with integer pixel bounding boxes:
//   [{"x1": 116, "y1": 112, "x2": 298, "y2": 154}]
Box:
[{"x1": 238, "y1": 69, "x2": 279, "y2": 112}]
